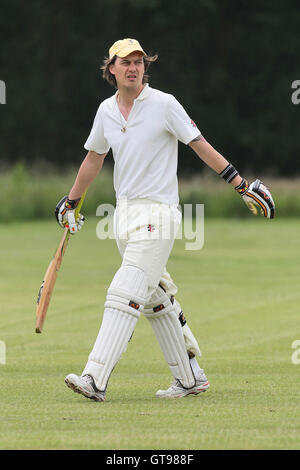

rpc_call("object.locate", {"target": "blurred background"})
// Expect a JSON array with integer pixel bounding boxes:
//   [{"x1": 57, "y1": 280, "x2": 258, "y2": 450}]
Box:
[
  {"x1": 0, "y1": 0, "x2": 299, "y2": 219},
  {"x1": 1, "y1": 2, "x2": 300, "y2": 451}
]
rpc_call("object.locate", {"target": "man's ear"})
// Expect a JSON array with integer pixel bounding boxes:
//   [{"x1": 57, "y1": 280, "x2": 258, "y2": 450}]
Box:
[{"x1": 109, "y1": 63, "x2": 115, "y2": 75}]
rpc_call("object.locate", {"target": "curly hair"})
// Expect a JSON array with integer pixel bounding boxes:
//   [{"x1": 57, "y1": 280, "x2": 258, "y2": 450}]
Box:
[{"x1": 100, "y1": 54, "x2": 158, "y2": 88}]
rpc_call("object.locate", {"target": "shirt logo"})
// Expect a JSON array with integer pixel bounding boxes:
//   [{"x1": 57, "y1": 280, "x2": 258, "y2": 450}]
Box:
[{"x1": 190, "y1": 119, "x2": 197, "y2": 127}]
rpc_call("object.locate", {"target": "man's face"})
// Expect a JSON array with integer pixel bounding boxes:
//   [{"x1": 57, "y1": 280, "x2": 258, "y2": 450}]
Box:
[{"x1": 109, "y1": 51, "x2": 145, "y2": 91}]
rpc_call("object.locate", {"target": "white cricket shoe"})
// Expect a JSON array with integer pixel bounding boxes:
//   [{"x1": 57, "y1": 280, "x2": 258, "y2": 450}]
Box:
[
  {"x1": 156, "y1": 372, "x2": 210, "y2": 398},
  {"x1": 65, "y1": 373, "x2": 106, "y2": 402}
]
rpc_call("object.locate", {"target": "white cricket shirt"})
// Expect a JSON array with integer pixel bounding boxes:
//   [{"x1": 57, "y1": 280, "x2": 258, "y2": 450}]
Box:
[{"x1": 84, "y1": 84, "x2": 201, "y2": 205}]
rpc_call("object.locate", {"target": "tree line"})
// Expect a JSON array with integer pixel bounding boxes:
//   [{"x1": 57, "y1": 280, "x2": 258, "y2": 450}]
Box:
[{"x1": 0, "y1": 0, "x2": 299, "y2": 176}]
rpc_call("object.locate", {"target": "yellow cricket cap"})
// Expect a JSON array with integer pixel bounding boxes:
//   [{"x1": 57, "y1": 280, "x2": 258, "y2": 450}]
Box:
[{"x1": 109, "y1": 38, "x2": 146, "y2": 60}]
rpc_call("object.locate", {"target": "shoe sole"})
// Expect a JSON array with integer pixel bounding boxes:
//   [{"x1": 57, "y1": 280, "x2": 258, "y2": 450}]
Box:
[
  {"x1": 65, "y1": 378, "x2": 105, "y2": 402},
  {"x1": 156, "y1": 381, "x2": 210, "y2": 398},
  {"x1": 190, "y1": 381, "x2": 210, "y2": 395}
]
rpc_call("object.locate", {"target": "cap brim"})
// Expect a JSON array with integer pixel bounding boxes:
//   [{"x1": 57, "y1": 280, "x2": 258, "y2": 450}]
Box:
[{"x1": 115, "y1": 47, "x2": 146, "y2": 58}]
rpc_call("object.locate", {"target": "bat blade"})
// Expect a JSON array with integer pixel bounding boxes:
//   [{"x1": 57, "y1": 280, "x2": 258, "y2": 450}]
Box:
[
  {"x1": 35, "y1": 190, "x2": 87, "y2": 334},
  {"x1": 35, "y1": 228, "x2": 69, "y2": 333}
]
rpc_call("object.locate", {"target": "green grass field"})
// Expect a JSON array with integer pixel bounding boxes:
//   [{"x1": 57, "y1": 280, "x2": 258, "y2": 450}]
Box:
[{"x1": 0, "y1": 217, "x2": 300, "y2": 450}]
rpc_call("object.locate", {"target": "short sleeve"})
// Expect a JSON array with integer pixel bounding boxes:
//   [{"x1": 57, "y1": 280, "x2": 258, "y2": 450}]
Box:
[
  {"x1": 84, "y1": 105, "x2": 110, "y2": 154},
  {"x1": 165, "y1": 95, "x2": 201, "y2": 145}
]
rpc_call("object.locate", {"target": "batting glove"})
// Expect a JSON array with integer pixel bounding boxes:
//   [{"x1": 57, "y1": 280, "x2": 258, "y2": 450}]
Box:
[
  {"x1": 55, "y1": 195, "x2": 85, "y2": 234},
  {"x1": 235, "y1": 179, "x2": 275, "y2": 219}
]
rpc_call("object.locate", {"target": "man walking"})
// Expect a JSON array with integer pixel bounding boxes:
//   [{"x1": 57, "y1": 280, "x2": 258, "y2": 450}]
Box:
[{"x1": 56, "y1": 38, "x2": 275, "y2": 401}]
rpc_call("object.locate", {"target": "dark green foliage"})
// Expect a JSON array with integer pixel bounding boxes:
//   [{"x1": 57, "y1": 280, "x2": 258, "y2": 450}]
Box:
[
  {"x1": 0, "y1": 1, "x2": 299, "y2": 175},
  {"x1": 0, "y1": 163, "x2": 298, "y2": 221}
]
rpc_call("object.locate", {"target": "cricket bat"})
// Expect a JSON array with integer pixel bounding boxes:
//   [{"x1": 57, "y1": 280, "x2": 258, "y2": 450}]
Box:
[{"x1": 35, "y1": 191, "x2": 86, "y2": 333}]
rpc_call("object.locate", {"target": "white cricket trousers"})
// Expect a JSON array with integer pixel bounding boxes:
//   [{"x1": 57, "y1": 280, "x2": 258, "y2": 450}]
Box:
[
  {"x1": 82, "y1": 198, "x2": 201, "y2": 389},
  {"x1": 114, "y1": 197, "x2": 182, "y2": 301}
]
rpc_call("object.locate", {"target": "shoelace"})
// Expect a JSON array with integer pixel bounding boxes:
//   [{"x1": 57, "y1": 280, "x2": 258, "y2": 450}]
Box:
[
  {"x1": 83, "y1": 375, "x2": 96, "y2": 388},
  {"x1": 84, "y1": 375, "x2": 103, "y2": 393},
  {"x1": 169, "y1": 379, "x2": 182, "y2": 389}
]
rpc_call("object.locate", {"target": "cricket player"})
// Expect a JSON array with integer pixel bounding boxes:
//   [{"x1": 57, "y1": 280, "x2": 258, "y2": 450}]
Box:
[{"x1": 56, "y1": 38, "x2": 275, "y2": 401}]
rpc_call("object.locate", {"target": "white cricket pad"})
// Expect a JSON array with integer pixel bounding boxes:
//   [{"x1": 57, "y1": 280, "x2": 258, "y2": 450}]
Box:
[
  {"x1": 82, "y1": 307, "x2": 138, "y2": 391},
  {"x1": 105, "y1": 264, "x2": 148, "y2": 315},
  {"x1": 182, "y1": 324, "x2": 201, "y2": 357},
  {"x1": 172, "y1": 298, "x2": 201, "y2": 357},
  {"x1": 143, "y1": 287, "x2": 196, "y2": 389},
  {"x1": 83, "y1": 265, "x2": 148, "y2": 391}
]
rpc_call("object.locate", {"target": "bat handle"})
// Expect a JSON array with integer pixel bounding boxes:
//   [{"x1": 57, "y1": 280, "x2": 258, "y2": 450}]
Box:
[
  {"x1": 65, "y1": 190, "x2": 87, "y2": 240},
  {"x1": 75, "y1": 190, "x2": 87, "y2": 218}
]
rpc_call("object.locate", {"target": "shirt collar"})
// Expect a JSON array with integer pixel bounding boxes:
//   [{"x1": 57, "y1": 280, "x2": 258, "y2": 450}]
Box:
[
  {"x1": 134, "y1": 83, "x2": 151, "y2": 101},
  {"x1": 113, "y1": 83, "x2": 151, "y2": 105}
]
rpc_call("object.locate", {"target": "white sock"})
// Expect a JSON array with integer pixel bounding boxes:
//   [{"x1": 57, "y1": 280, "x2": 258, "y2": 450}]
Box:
[{"x1": 189, "y1": 356, "x2": 203, "y2": 379}]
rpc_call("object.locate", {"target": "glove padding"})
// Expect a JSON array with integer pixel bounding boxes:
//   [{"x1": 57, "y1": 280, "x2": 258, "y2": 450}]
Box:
[
  {"x1": 55, "y1": 195, "x2": 85, "y2": 234},
  {"x1": 237, "y1": 179, "x2": 275, "y2": 219}
]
